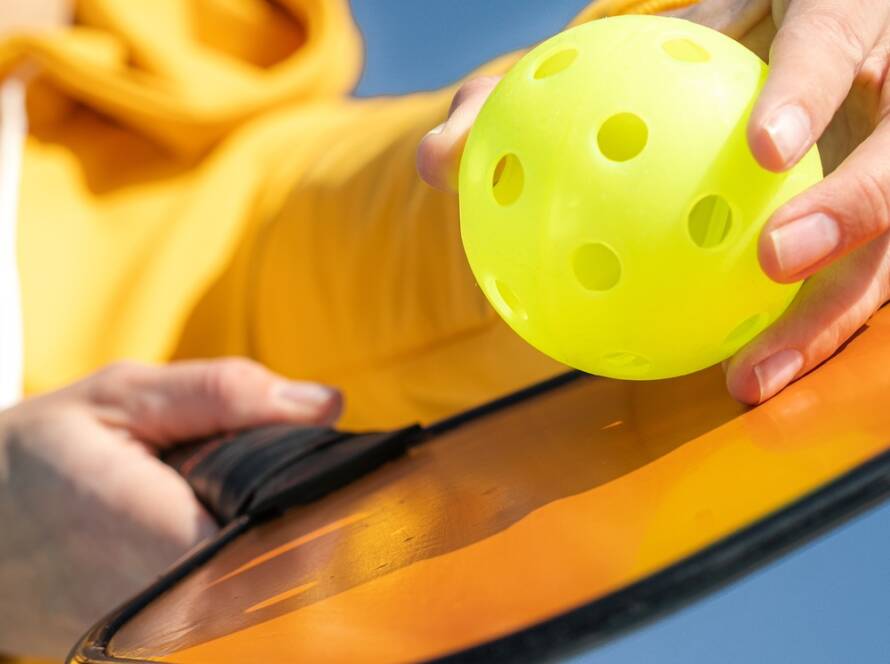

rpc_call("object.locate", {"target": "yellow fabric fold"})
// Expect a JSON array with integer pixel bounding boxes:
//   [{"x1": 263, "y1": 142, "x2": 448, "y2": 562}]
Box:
[{"x1": 9, "y1": 0, "x2": 701, "y2": 429}]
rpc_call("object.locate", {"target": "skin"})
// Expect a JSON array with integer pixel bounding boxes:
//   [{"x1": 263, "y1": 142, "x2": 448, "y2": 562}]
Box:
[
  {"x1": 1, "y1": 3, "x2": 329, "y2": 659},
  {"x1": 0, "y1": 358, "x2": 342, "y2": 659},
  {"x1": 0, "y1": 0, "x2": 71, "y2": 35},
  {"x1": 418, "y1": 0, "x2": 890, "y2": 405},
  {"x1": 0, "y1": 0, "x2": 884, "y2": 655}
]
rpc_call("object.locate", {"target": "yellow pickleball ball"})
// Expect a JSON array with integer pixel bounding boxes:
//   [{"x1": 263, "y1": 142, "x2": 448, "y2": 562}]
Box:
[{"x1": 459, "y1": 15, "x2": 823, "y2": 380}]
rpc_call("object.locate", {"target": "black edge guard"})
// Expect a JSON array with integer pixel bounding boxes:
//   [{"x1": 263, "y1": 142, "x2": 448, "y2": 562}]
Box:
[
  {"x1": 430, "y1": 445, "x2": 890, "y2": 663},
  {"x1": 68, "y1": 516, "x2": 252, "y2": 664},
  {"x1": 68, "y1": 446, "x2": 890, "y2": 664},
  {"x1": 66, "y1": 368, "x2": 890, "y2": 664}
]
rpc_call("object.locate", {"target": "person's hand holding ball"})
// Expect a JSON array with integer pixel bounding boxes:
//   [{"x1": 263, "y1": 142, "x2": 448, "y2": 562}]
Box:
[{"x1": 419, "y1": 0, "x2": 890, "y2": 404}]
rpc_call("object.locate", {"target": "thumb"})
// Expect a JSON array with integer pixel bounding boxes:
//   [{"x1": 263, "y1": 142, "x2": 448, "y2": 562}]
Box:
[
  {"x1": 417, "y1": 76, "x2": 500, "y2": 191},
  {"x1": 86, "y1": 358, "x2": 343, "y2": 445}
]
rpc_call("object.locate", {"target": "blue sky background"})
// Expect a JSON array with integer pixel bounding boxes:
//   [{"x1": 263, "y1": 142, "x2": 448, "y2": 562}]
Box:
[
  {"x1": 349, "y1": 3, "x2": 890, "y2": 662},
  {"x1": 351, "y1": 0, "x2": 589, "y2": 96}
]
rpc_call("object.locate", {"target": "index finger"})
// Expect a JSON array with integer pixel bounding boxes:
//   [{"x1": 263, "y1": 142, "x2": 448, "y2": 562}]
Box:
[{"x1": 748, "y1": 0, "x2": 889, "y2": 172}]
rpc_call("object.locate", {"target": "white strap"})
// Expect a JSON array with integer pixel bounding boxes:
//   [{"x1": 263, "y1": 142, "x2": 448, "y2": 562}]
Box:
[{"x1": 0, "y1": 74, "x2": 29, "y2": 408}]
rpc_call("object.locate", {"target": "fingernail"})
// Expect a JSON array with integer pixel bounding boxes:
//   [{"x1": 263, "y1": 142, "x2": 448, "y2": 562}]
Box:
[
  {"x1": 275, "y1": 381, "x2": 336, "y2": 408},
  {"x1": 425, "y1": 122, "x2": 446, "y2": 137},
  {"x1": 764, "y1": 105, "x2": 812, "y2": 167},
  {"x1": 767, "y1": 213, "x2": 841, "y2": 276},
  {"x1": 754, "y1": 349, "x2": 804, "y2": 401}
]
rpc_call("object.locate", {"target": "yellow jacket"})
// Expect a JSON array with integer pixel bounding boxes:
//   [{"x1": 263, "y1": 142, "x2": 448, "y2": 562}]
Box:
[{"x1": 2, "y1": 0, "x2": 748, "y2": 429}]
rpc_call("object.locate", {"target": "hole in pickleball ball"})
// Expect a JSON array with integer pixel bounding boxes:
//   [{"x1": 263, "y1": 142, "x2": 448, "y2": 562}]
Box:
[
  {"x1": 724, "y1": 313, "x2": 767, "y2": 348},
  {"x1": 491, "y1": 153, "x2": 524, "y2": 206},
  {"x1": 574, "y1": 243, "x2": 621, "y2": 291},
  {"x1": 597, "y1": 113, "x2": 648, "y2": 162},
  {"x1": 603, "y1": 352, "x2": 651, "y2": 373},
  {"x1": 534, "y1": 48, "x2": 579, "y2": 79},
  {"x1": 663, "y1": 38, "x2": 710, "y2": 63},
  {"x1": 490, "y1": 278, "x2": 528, "y2": 321},
  {"x1": 688, "y1": 195, "x2": 733, "y2": 248}
]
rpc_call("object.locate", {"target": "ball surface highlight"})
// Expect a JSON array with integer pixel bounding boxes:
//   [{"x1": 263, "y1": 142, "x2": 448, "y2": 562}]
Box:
[{"x1": 459, "y1": 15, "x2": 823, "y2": 380}]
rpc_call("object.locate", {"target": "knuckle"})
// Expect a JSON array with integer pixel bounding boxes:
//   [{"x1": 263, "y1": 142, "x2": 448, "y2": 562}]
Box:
[
  {"x1": 96, "y1": 360, "x2": 145, "y2": 381},
  {"x1": 848, "y1": 170, "x2": 890, "y2": 236},
  {"x1": 857, "y1": 50, "x2": 889, "y2": 102},
  {"x1": 450, "y1": 76, "x2": 498, "y2": 114},
  {"x1": 87, "y1": 360, "x2": 148, "y2": 401},
  {"x1": 202, "y1": 358, "x2": 265, "y2": 407},
  {"x1": 801, "y1": 9, "x2": 868, "y2": 68}
]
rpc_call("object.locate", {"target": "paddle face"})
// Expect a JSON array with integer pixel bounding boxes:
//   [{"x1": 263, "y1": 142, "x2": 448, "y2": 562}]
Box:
[
  {"x1": 459, "y1": 16, "x2": 823, "y2": 380},
  {"x1": 87, "y1": 308, "x2": 890, "y2": 664}
]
